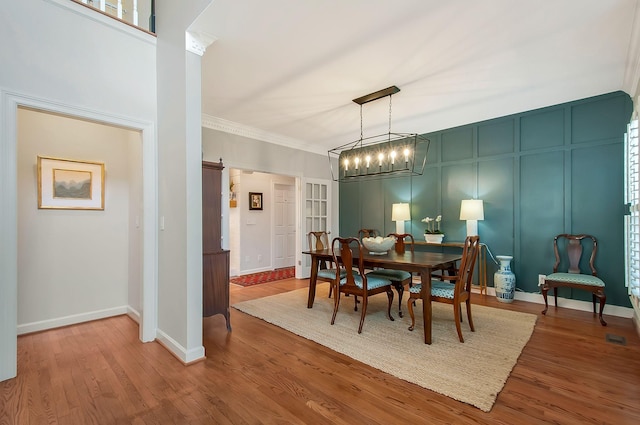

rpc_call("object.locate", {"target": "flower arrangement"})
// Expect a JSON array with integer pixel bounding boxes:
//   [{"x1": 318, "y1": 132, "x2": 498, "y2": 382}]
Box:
[{"x1": 421, "y1": 215, "x2": 443, "y2": 234}]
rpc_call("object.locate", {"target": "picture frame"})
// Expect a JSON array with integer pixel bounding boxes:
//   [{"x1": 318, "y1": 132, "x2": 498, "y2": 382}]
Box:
[
  {"x1": 249, "y1": 192, "x2": 263, "y2": 210},
  {"x1": 37, "y1": 156, "x2": 105, "y2": 210}
]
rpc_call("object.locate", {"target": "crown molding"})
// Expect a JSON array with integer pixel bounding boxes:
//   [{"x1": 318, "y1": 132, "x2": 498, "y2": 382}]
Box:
[
  {"x1": 201, "y1": 114, "x2": 325, "y2": 156},
  {"x1": 186, "y1": 30, "x2": 217, "y2": 56}
]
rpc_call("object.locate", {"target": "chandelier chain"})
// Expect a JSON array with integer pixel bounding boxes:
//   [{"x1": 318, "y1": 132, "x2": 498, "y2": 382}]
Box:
[
  {"x1": 360, "y1": 104, "x2": 364, "y2": 142},
  {"x1": 388, "y1": 95, "x2": 392, "y2": 134}
]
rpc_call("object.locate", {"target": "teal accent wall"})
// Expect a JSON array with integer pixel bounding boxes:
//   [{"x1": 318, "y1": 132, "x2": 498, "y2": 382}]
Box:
[{"x1": 339, "y1": 91, "x2": 633, "y2": 307}]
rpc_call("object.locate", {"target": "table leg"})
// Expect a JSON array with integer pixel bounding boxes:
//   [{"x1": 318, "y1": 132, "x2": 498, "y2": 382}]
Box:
[
  {"x1": 420, "y1": 266, "x2": 433, "y2": 344},
  {"x1": 307, "y1": 256, "x2": 319, "y2": 308}
]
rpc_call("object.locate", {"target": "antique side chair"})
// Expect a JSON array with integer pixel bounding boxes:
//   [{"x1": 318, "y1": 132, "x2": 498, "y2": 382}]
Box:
[{"x1": 541, "y1": 234, "x2": 607, "y2": 326}]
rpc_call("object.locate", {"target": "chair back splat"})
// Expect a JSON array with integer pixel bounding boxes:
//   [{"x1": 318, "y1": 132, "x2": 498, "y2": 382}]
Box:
[
  {"x1": 307, "y1": 231, "x2": 342, "y2": 299},
  {"x1": 542, "y1": 234, "x2": 606, "y2": 325}
]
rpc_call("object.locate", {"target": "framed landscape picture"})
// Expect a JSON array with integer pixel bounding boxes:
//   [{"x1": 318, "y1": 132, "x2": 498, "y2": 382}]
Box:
[
  {"x1": 249, "y1": 192, "x2": 263, "y2": 210},
  {"x1": 37, "y1": 156, "x2": 105, "y2": 210}
]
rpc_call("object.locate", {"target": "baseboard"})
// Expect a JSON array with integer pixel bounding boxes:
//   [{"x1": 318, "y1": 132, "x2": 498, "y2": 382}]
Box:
[
  {"x1": 127, "y1": 306, "x2": 141, "y2": 324},
  {"x1": 17, "y1": 305, "x2": 129, "y2": 335},
  {"x1": 472, "y1": 286, "x2": 634, "y2": 319},
  {"x1": 236, "y1": 266, "x2": 272, "y2": 276},
  {"x1": 155, "y1": 328, "x2": 205, "y2": 364}
]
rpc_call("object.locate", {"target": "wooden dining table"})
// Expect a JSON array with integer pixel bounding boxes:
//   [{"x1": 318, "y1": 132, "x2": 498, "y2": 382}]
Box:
[{"x1": 303, "y1": 249, "x2": 462, "y2": 344}]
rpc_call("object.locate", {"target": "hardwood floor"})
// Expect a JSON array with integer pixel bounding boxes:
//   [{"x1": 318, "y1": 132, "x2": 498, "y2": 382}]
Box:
[{"x1": 2, "y1": 278, "x2": 640, "y2": 424}]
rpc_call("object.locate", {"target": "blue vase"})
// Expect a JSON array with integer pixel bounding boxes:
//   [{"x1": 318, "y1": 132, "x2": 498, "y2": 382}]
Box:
[{"x1": 494, "y1": 255, "x2": 516, "y2": 303}]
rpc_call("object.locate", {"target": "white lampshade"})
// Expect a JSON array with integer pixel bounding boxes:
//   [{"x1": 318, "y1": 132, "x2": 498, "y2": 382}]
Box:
[
  {"x1": 392, "y1": 203, "x2": 411, "y2": 221},
  {"x1": 392, "y1": 203, "x2": 410, "y2": 234},
  {"x1": 460, "y1": 199, "x2": 484, "y2": 236}
]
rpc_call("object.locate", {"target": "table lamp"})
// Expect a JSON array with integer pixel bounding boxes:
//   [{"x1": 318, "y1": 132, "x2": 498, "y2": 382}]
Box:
[
  {"x1": 459, "y1": 199, "x2": 484, "y2": 237},
  {"x1": 392, "y1": 203, "x2": 411, "y2": 234}
]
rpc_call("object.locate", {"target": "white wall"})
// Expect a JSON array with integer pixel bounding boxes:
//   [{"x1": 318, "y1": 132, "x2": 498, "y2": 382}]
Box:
[
  {"x1": 16, "y1": 108, "x2": 141, "y2": 332},
  {"x1": 230, "y1": 171, "x2": 295, "y2": 275},
  {"x1": 202, "y1": 128, "x2": 340, "y2": 276},
  {"x1": 0, "y1": 0, "x2": 157, "y2": 381}
]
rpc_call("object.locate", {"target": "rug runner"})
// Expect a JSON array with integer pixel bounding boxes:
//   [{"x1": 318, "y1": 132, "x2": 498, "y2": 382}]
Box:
[{"x1": 230, "y1": 266, "x2": 295, "y2": 287}]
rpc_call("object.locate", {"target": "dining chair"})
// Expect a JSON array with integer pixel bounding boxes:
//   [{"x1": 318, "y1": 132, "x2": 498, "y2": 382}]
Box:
[
  {"x1": 307, "y1": 231, "x2": 344, "y2": 298},
  {"x1": 331, "y1": 236, "x2": 395, "y2": 333},
  {"x1": 541, "y1": 234, "x2": 607, "y2": 326},
  {"x1": 358, "y1": 228, "x2": 380, "y2": 239},
  {"x1": 407, "y1": 235, "x2": 480, "y2": 342},
  {"x1": 366, "y1": 233, "x2": 414, "y2": 317}
]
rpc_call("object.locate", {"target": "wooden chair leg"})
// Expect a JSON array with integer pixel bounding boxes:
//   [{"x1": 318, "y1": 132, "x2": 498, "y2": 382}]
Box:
[
  {"x1": 541, "y1": 286, "x2": 549, "y2": 315},
  {"x1": 453, "y1": 303, "x2": 464, "y2": 343},
  {"x1": 466, "y1": 299, "x2": 475, "y2": 332},
  {"x1": 407, "y1": 296, "x2": 417, "y2": 331},
  {"x1": 357, "y1": 297, "x2": 368, "y2": 334},
  {"x1": 393, "y1": 282, "x2": 404, "y2": 318},
  {"x1": 597, "y1": 291, "x2": 607, "y2": 326},
  {"x1": 330, "y1": 284, "x2": 340, "y2": 325},
  {"x1": 386, "y1": 288, "x2": 395, "y2": 322}
]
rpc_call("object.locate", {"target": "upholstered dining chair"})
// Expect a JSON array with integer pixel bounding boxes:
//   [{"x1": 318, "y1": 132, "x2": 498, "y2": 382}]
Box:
[
  {"x1": 541, "y1": 234, "x2": 607, "y2": 326},
  {"x1": 367, "y1": 233, "x2": 414, "y2": 317},
  {"x1": 407, "y1": 235, "x2": 480, "y2": 342},
  {"x1": 307, "y1": 231, "x2": 344, "y2": 298},
  {"x1": 331, "y1": 236, "x2": 395, "y2": 333}
]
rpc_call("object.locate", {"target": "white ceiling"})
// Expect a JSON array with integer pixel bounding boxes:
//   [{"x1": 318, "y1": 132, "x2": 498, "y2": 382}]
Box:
[{"x1": 191, "y1": 0, "x2": 640, "y2": 155}]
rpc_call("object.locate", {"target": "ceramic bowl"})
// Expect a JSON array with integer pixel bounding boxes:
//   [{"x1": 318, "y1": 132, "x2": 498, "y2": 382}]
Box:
[{"x1": 362, "y1": 236, "x2": 396, "y2": 254}]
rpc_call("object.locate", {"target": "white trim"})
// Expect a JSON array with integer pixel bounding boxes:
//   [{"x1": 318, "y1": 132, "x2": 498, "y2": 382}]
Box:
[
  {"x1": 474, "y1": 287, "x2": 634, "y2": 319},
  {"x1": 0, "y1": 89, "x2": 18, "y2": 381},
  {"x1": 17, "y1": 306, "x2": 128, "y2": 335},
  {"x1": 127, "y1": 305, "x2": 141, "y2": 324},
  {"x1": 201, "y1": 114, "x2": 324, "y2": 156},
  {"x1": 185, "y1": 30, "x2": 217, "y2": 56},
  {"x1": 156, "y1": 328, "x2": 205, "y2": 364}
]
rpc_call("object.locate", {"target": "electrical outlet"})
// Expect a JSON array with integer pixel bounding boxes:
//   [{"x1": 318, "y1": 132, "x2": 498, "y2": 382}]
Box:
[{"x1": 538, "y1": 274, "x2": 546, "y2": 286}]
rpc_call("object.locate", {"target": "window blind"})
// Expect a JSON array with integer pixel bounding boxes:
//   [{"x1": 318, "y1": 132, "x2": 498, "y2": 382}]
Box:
[{"x1": 625, "y1": 118, "x2": 640, "y2": 314}]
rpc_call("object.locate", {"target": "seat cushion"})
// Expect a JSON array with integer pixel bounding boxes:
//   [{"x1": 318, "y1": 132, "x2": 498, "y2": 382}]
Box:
[
  {"x1": 317, "y1": 269, "x2": 347, "y2": 280},
  {"x1": 546, "y1": 272, "x2": 605, "y2": 287},
  {"x1": 340, "y1": 273, "x2": 391, "y2": 290},
  {"x1": 408, "y1": 281, "x2": 455, "y2": 299},
  {"x1": 367, "y1": 268, "x2": 412, "y2": 282}
]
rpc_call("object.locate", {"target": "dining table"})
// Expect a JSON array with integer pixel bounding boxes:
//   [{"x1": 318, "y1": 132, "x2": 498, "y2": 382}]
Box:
[{"x1": 303, "y1": 248, "x2": 462, "y2": 344}]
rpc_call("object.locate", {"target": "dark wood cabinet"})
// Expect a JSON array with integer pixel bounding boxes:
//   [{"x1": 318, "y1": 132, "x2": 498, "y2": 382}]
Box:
[{"x1": 202, "y1": 160, "x2": 231, "y2": 330}]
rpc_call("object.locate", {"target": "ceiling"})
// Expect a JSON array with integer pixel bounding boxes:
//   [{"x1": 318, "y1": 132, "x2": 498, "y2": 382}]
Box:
[{"x1": 190, "y1": 0, "x2": 640, "y2": 156}]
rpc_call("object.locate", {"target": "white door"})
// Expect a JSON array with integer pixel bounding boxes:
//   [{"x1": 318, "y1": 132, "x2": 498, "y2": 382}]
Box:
[
  {"x1": 300, "y1": 178, "x2": 332, "y2": 278},
  {"x1": 273, "y1": 184, "x2": 296, "y2": 269}
]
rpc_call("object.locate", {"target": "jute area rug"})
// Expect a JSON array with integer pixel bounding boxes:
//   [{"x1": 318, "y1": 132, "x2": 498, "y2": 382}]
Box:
[{"x1": 232, "y1": 283, "x2": 537, "y2": 412}]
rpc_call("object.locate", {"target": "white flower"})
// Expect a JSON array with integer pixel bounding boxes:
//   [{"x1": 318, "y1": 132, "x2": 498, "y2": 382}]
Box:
[{"x1": 435, "y1": 215, "x2": 442, "y2": 222}]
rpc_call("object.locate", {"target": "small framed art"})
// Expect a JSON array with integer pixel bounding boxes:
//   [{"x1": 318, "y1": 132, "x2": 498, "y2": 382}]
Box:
[
  {"x1": 37, "y1": 156, "x2": 105, "y2": 210},
  {"x1": 249, "y1": 192, "x2": 263, "y2": 210}
]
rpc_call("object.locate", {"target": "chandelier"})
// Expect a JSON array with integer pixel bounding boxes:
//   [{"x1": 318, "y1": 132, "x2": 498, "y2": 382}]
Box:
[{"x1": 328, "y1": 86, "x2": 429, "y2": 182}]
